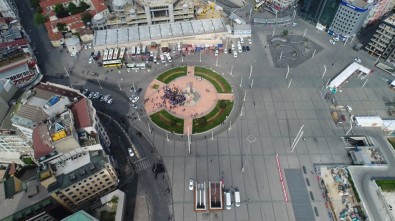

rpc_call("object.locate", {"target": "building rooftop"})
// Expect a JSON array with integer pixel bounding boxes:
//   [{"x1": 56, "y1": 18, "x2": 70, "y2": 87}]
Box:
[
  {"x1": 62, "y1": 210, "x2": 99, "y2": 221},
  {"x1": 0, "y1": 61, "x2": 29, "y2": 79},
  {"x1": 93, "y1": 18, "x2": 227, "y2": 46},
  {"x1": 71, "y1": 98, "x2": 92, "y2": 129},
  {"x1": 383, "y1": 14, "x2": 395, "y2": 27},
  {"x1": 43, "y1": 150, "x2": 109, "y2": 192},
  {"x1": 341, "y1": 0, "x2": 373, "y2": 10},
  {"x1": 0, "y1": 177, "x2": 50, "y2": 220}
]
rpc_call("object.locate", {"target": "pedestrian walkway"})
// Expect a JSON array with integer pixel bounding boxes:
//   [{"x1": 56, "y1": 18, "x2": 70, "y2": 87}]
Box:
[
  {"x1": 217, "y1": 93, "x2": 234, "y2": 100},
  {"x1": 183, "y1": 118, "x2": 193, "y2": 135},
  {"x1": 187, "y1": 66, "x2": 194, "y2": 76},
  {"x1": 134, "y1": 157, "x2": 151, "y2": 173}
]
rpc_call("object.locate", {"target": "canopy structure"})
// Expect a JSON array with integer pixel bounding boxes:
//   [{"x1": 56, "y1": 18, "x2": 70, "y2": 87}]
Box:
[
  {"x1": 328, "y1": 62, "x2": 371, "y2": 89},
  {"x1": 353, "y1": 116, "x2": 382, "y2": 127}
]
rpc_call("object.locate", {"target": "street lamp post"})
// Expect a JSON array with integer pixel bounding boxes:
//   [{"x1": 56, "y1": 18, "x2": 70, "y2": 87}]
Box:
[
  {"x1": 321, "y1": 65, "x2": 327, "y2": 79},
  {"x1": 241, "y1": 135, "x2": 256, "y2": 173}
]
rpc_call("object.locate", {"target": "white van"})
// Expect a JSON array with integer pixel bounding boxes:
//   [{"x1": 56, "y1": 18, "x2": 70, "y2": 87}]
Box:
[
  {"x1": 225, "y1": 191, "x2": 232, "y2": 210},
  {"x1": 240, "y1": 37, "x2": 244, "y2": 44},
  {"x1": 234, "y1": 189, "x2": 240, "y2": 207}
]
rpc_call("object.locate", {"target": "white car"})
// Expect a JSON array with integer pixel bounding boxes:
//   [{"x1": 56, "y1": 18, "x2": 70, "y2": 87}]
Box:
[
  {"x1": 248, "y1": 39, "x2": 252, "y2": 44},
  {"x1": 131, "y1": 95, "x2": 139, "y2": 103},
  {"x1": 346, "y1": 105, "x2": 352, "y2": 112},
  {"x1": 355, "y1": 57, "x2": 361, "y2": 63},
  {"x1": 166, "y1": 54, "x2": 172, "y2": 62},
  {"x1": 240, "y1": 37, "x2": 244, "y2": 44},
  {"x1": 160, "y1": 54, "x2": 165, "y2": 63},
  {"x1": 233, "y1": 51, "x2": 237, "y2": 58},
  {"x1": 88, "y1": 57, "x2": 93, "y2": 64},
  {"x1": 333, "y1": 37, "x2": 340, "y2": 42},
  {"x1": 84, "y1": 44, "x2": 88, "y2": 50},
  {"x1": 177, "y1": 42, "x2": 181, "y2": 51},
  {"x1": 87, "y1": 92, "x2": 94, "y2": 99},
  {"x1": 88, "y1": 43, "x2": 92, "y2": 48},
  {"x1": 231, "y1": 44, "x2": 235, "y2": 50},
  {"x1": 128, "y1": 148, "x2": 135, "y2": 157},
  {"x1": 214, "y1": 50, "x2": 218, "y2": 56},
  {"x1": 238, "y1": 46, "x2": 242, "y2": 53},
  {"x1": 188, "y1": 178, "x2": 194, "y2": 190},
  {"x1": 329, "y1": 39, "x2": 335, "y2": 45},
  {"x1": 150, "y1": 51, "x2": 154, "y2": 57},
  {"x1": 93, "y1": 92, "x2": 100, "y2": 99},
  {"x1": 292, "y1": 22, "x2": 297, "y2": 27},
  {"x1": 107, "y1": 98, "x2": 113, "y2": 105}
]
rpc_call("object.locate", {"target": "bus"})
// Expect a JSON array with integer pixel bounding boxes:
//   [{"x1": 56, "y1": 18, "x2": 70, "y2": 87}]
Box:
[
  {"x1": 255, "y1": 1, "x2": 264, "y2": 10},
  {"x1": 119, "y1": 47, "x2": 126, "y2": 59},
  {"x1": 141, "y1": 45, "x2": 146, "y2": 55},
  {"x1": 131, "y1": 47, "x2": 136, "y2": 56},
  {"x1": 108, "y1": 48, "x2": 114, "y2": 61},
  {"x1": 103, "y1": 60, "x2": 122, "y2": 68},
  {"x1": 136, "y1": 46, "x2": 141, "y2": 55},
  {"x1": 113, "y1": 48, "x2": 119, "y2": 60},
  {"x1": 126, "y1": 63, "x2": 146, "y2": 70},
  {"x1": 103, "y1": 49, "x2": 109, "y2": 61}
]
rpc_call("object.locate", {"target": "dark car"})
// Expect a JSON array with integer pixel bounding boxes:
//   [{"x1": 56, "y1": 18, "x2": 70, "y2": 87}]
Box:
[
  {"x1": 242, "y1": 46, "x2": 246, "y2": 52},
  {"x1": 246, "y1": 46, "x2": 250, "y2": 51},
  {"x1": 228, "y1": 48, "x2": 232, "y2": 54},
  {"x1": 136, "y1": 88, "x2": 142, "y2": 94},
  {"x1": 148, "y1": 56, "x2": 154, "y2": 61},
  {"x1": 341, "y1": 114, "x2": 346, "y2": 122}
]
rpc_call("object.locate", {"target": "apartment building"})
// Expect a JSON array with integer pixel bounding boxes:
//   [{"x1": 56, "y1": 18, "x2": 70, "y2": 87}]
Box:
[
  {"x1": 300, "y1": 0, "x2": 341, "y2": 28},
  {"x1": 0, "y1": 0, "x2": 18, "y2": 19},
  {"x1": 365, "y1": 14, "x2": 395, "y2": 65},
  {"x1": 92, "y1": 0, "x2": 195, "y2": 29},
  {"x1": 0, "y1": 129, "x2": 32, "y2": 165},
  {"x1": 329, "y1": 0, "x2": 374, "y2": 38},
  {"x1": 265, "y1": 0, "x2": 298, "y2": 11},
  {"x1": 38, "y1": 148, "x2": 118, "y2": 211},
  {"x1": 364, "y1": 0, "x2": 395, "y2": 27}
]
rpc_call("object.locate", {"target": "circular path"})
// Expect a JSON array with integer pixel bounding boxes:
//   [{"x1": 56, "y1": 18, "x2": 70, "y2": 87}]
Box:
[{"x1": 144, "y1": 66, "x2": 234, "y2": 134}]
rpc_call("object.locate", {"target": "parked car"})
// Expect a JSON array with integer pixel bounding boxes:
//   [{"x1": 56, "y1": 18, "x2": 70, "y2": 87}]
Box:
[
  {"x1": 87, "y1": 92, "x2": 94, "y2": 99},
  {"x1": 132, "y1": 95, "x2": 140, "y2": 103},
  {"x1": 228, "y1": 48, "x2": 232, "y2": 54},
  {"x1": 107, "y1": 98, "x2": 113, "y2": 105},
  {"x1": 188, "y1": 178, "x2": 194, "y2": 190},
  {"x1": 93, "y1": 92, "x2": 100, "y2": 99},
  {"x1": 81, "y1": 89, "x2": 89, "y2": 95},
  {"x1": 160, "y1": 54, "x2": 165, "y2": 63},
  {"x1": 131, "y1": 103, "x2": 138, "y2": 109},
  {"x1": 242, "y1": 46, "x2": 246, "y2": 52},
  {"x1": 355, "y1": 57, "x2": 361, "y2": 63},
  {"x1": 329, "y1": 39, "x2": 336, "y2": 45},
  {"x1": 346, "y1": 105, "x2": 353, "y2": 112},
  {"x1": 215, "y1": 49, "x2": 218, "y2": 56},
  {"x1": 246, "y1": 46, "x2": 250, "y2": 51},
  {"x1": 233, "y1": 51, "x2": 237, "y2": 58},
  {"x1": 136, "y1": 88, "x2": 142, "y2": 94},
  {"x1": 128, "y1": 148, "x2": 134, "y2": 157},
  {"x1": 248, "y1": 38, "x2": 252, "y2": 44}
]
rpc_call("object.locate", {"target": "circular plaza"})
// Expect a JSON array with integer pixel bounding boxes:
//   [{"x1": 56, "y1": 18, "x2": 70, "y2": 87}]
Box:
[{"x1": 144, "y1": 66, "x2": 234, "y2": 135}]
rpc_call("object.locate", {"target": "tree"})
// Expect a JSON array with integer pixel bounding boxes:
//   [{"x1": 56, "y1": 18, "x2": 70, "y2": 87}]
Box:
[
  {"x1": 35, "y1": 6, "x2": 42, "y2": 13},
  {"x1": 81, "y1": 12, "x2": 92, "y2": 25},
  {"x1": 54, "y1": 3, "x2": 68, "y2": 18},
  {"x1": 79, "y1": 1, "x2": 90, "y2": 11},
  {"x1": 282, "y1": 29, "x2": 289, "y2": 37},
  {"x1": 34, "y1": 13, "x2": 46, "y2": 25},
  {"x1": 30, "y1": 0, "x2": 40, "y2": 8},
  {"x1": 57, "y1": 22, "x2": 67, "y2": 31},
  {"x1": 67, "y1": 2, "x2": 77, "y2": 13}
]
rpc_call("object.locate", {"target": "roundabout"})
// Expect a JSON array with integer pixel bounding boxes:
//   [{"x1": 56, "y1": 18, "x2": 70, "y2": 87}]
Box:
[{"x1": 144, "y1": 66, "x2": 234, "y2": 135}]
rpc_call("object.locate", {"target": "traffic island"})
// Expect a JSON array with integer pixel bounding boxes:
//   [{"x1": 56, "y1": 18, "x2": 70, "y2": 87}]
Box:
[{"x1": 144, "y1": 65, "x2": 234, "y2": 135}]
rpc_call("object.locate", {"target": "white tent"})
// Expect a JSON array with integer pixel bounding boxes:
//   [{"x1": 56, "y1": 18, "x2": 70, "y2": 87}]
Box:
[
  {"x1": 354, "y1": 116, "x2": 383, "y2": 127},
  {"x1": 383, "y1": 120, "x2": 395, "y2": 131},
  {"x1": 328, "y1": 62, "x2": 371, "y2": 89}
]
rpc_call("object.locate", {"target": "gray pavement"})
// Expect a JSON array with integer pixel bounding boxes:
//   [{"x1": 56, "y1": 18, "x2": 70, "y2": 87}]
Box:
[{"x1": 20, "y1": 2, "x2": 395, "y2": 219}]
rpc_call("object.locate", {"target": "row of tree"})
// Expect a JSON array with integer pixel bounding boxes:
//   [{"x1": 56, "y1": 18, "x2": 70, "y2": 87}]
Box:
[{"x1": 33, "y1": 1, "x2": 91, "y2": 25}]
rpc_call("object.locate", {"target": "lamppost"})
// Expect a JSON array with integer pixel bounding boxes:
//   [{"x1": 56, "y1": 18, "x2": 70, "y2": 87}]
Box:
[{"x1": 241, "y1": 135, "x2": 256, "y2": 173}]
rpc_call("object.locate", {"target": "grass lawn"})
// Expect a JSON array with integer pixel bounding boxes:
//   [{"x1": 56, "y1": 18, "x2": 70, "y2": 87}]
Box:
[
  {"x1": 156, "y1": 66, "x2": 187, "y2": 84},
  {"x1": 376, "y1": 180, "x2": 395, "y2": 192},
  {"x1": 194, "y1": 66, "x2": 232, "y2": 93},
  {"x1": 150, "y1": 110, "x2": 184, "y2": 134},
  {"x1": 387, "y1": 137, "x2": 395, "y2": 150},
  {"x1": 193, "y1": 100, "x2": 233, "y2": 133},
  {"x1": 100, "y1": 211, "x2": 116, "y2": 221}
]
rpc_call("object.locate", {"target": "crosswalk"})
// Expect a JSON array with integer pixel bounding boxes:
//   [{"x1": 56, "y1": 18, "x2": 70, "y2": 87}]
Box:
[{"x1": 134, "y1": 157, "x2": 151, "y2": 173}]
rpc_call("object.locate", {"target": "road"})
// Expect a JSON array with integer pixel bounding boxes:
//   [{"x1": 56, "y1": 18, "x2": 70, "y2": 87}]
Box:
[{"x1": 16, "y1": 1, "x2": 395, "y2": 220}]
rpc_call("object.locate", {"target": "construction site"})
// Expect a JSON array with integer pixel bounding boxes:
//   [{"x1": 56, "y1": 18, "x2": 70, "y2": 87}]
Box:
[
  {"x1": 196, "y1": 1, "x2": 224, "y2": 20},
  {"x1": 317, "y1": 166, "x2": 366, "y2": 221}
]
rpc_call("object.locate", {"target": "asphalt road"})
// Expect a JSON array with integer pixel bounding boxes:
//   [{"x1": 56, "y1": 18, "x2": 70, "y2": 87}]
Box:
[{"x1": 15, "y1": 1, "x2": 395, "y2": 220}]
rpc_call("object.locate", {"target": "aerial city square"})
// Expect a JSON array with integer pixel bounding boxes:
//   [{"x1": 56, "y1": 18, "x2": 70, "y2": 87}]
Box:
[{"x1": 1, "y1": 0, "x2": 395, "y2": 220}]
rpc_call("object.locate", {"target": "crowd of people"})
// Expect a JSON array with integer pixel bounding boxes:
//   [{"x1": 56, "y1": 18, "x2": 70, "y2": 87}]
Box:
[{"x1": 162, "y1": 85, "x2": 186, "y2": 106}]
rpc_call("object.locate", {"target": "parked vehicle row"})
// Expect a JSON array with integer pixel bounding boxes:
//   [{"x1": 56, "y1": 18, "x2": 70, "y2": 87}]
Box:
[{"x1": 80, "y1": 89, "x2": 113, "y2": 105}]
